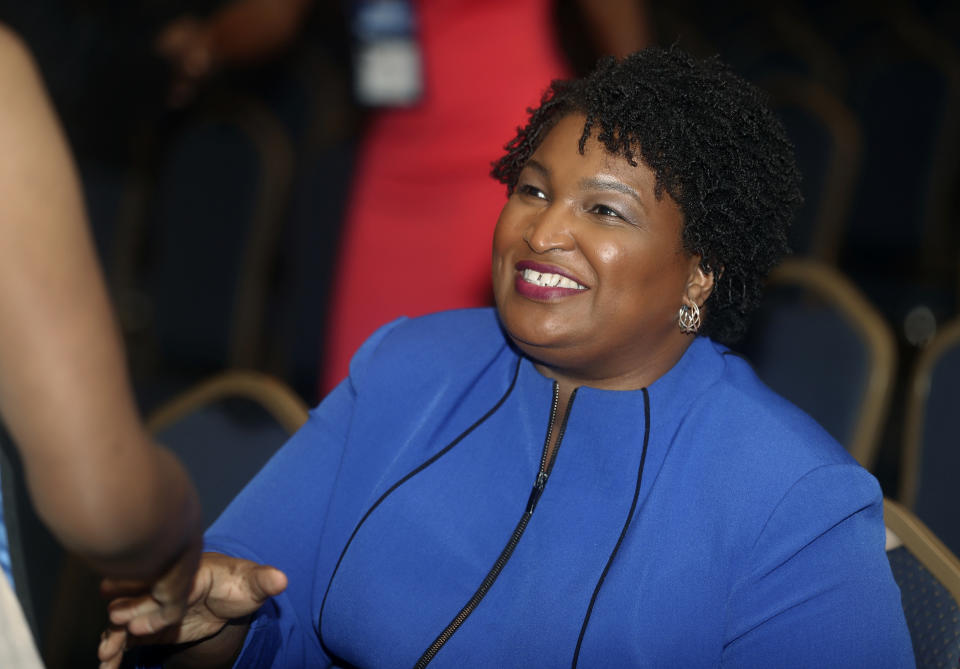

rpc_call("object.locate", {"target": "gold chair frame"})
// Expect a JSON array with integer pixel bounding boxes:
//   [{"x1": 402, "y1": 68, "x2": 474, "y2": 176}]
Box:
[
  {"x1": 885, "y1": 497, "x2": 960, "y2": 605},
  {"x1": 766, "y1": 258, "x2": 897, "y2": 470},
  {"x1": 147, "y1": 369, "x2": 309, "y2": 436},
  {"x1": 37, "y1": 371, "x2": 307, "y2": 666},
  {"x1": 763, "y1": 74, "x2": 862, "y2": 265}
]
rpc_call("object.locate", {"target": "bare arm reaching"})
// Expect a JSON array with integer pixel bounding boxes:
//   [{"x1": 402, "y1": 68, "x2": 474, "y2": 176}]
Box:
[{"x1": 0, "y1": 23, "x2": 201, "y2": 627}]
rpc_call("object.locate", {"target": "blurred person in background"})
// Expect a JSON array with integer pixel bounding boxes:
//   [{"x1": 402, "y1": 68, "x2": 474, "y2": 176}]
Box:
[
  {"x1": 320, "y1": 0, "x2": 652, "y2": 393},
  {"x1": 149, "y1": 0, "x2": 652, "y2": 397},
  {"x1": 0, "y1": 24, "x2": 202, "y2": 666},
  {"x1": 154, "y1": 0, "x2": 316, "y2": 108}
]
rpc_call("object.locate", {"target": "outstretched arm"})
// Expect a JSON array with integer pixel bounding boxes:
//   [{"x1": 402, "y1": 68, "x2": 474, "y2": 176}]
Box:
[{"x1": 0, "y1": 23, "x2": 201, "y2": 613}]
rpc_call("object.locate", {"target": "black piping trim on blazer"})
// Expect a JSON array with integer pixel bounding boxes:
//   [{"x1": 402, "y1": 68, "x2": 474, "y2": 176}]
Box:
[
  {"x1": 414, "y1": 384, "x2": 579, "y2": 668},
  {"x1": 317, "y1": 357, "x2": 523, "y2": 662},
  {"x1": 571, "y1": 386, "x2": 651, "y2": 668}
]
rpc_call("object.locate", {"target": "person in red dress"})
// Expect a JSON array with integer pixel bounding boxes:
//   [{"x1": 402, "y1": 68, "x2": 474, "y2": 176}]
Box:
[{"x1": 321, "y1": 0, "x2": 651, "y2": 393}]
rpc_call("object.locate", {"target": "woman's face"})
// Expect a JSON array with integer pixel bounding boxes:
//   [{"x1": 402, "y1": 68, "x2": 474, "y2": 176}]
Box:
[{"x1": 492, "y1": 113, "x2": 708, "y2": 389}]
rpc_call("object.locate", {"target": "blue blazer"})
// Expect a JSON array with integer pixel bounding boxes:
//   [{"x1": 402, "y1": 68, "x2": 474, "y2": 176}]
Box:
[{"x1": 204, "y1": 308, "x2": 913, "y2": 668}]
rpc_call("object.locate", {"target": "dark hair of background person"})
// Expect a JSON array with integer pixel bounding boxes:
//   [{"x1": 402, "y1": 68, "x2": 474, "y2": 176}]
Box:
[{"x1": 492, "y1": 47, "x2": 804, "y2": 345}]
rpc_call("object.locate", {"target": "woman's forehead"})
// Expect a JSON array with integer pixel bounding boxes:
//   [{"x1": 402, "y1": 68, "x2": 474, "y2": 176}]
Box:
[{"x1": 531, "y1": 114, "x2": 661, "y2": 191}]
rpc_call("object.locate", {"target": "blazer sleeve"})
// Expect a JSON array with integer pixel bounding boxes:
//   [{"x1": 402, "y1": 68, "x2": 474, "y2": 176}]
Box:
[
  {"x1": 721, "y1": 464, "x2": 915, "y2": 668},
  {"x1": 198, "y1": 318, "x2": 406, "y2": 668}
]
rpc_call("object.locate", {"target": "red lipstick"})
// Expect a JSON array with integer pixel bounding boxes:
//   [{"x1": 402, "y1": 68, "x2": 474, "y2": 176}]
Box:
[{"x1": 513, "y1": 260, "x2": 588, "y2": 301}]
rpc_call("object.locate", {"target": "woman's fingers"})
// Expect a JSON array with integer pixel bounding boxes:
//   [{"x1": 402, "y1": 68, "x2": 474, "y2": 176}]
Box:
[
  {"x1": 251, "y1": 566, "x2": 288, "y2": 601},
  {"x1": 98, "y1": 620, "x2": 181, "y2": 668},
  {"x1": 127, "y1": 607, "x2": 172, "y2": 637},
  {"x1": 97, "y1": 626, "x2": 126, "y2": 667},
  {"x1": 106, "y1": 546, "x2": 204, "y2": 633},
  {"x1": 205, "y1": 563, "x2": 288, "y2": 620},
  {"x1": 107, "y1": 594, "x2": 162, "y2": 628},
  {"x1": 133, "y1": 600, "x2": 187, "y2": 636},
  {"x1": 108, "y1": 591, "x2": 194, "y2": 636}
]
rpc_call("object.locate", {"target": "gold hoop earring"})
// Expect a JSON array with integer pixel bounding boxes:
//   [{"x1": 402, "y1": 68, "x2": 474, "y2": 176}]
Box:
[{"x1": 678, "y1": 303, "x2": 701, "y2": 334}]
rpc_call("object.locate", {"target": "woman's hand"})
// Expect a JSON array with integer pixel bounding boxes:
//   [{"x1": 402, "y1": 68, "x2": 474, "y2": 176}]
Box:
[
  {"x1": 98, "y1": 552, "x2": 287, "y2": 669},
  {"x1": 98, "y1": 529, "x2": 203, "y2": 638}
]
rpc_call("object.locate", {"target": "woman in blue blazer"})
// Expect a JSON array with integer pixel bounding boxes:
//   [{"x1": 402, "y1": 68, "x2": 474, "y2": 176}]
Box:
[{"x1": 103, "y1": 47, "x2": 913, "y2": 669}]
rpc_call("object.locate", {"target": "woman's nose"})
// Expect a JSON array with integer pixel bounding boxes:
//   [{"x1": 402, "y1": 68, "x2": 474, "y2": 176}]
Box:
[{"x1": 522, "y1": 204, "x2": 575, "y2": 253}]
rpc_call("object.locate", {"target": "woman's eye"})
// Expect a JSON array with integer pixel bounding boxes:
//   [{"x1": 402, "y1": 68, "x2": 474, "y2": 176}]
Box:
[
  {"x1": 592, "y1": 204, "x2": 624, "y2": 220},
  {"x1": 517, "y1": 184, "x2": 547, "y2": 200}
]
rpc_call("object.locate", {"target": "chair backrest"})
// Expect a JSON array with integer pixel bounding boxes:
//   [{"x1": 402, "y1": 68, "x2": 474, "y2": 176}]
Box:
[
  {"x1": 121, "y1": 96, "x2": 295, "y2": 377},
  {"x1": 830, "y1": 8, "x2": 960, "y2": 281},
  {"x1": 901, "y1": 316, "x2": 960, "y2": 558},
  {"x1": 146, "y1": 370, "x2": 309, "y2": 529},
  {"x1": 884, "y1": 497, "x2": 960, "y2": 669},
  {"x1": 736, "y1": 258, "x2": 897, "y2": 470},
  {"x1": 0, "y1": 371, "x2": 308, "y2": 667},
  {"x1": 763, "y1": 74, "x2": 861, "y2": 264}
]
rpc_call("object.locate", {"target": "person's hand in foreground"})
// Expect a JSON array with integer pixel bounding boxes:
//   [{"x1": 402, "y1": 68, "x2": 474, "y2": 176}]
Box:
[
  {"x1": 98, "y1": 553, "x2": 288, "y2": 669},
  {"x1": 97, "y1": 529, "x2": 203, "y2": 638}
]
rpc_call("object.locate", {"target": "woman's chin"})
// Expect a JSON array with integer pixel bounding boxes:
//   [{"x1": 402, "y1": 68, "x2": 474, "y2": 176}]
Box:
[
  {"x1": 501, "y1": 320, "x2": 561, "y2": 350},
  {"x1": 504, "y1": 330, "x2": 576, "y2": 367}
]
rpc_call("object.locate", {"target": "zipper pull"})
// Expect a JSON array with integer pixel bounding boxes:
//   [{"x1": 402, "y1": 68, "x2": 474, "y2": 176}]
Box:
[{"x1": 525, "y1": 471, "x2": 549, "y2": 514}]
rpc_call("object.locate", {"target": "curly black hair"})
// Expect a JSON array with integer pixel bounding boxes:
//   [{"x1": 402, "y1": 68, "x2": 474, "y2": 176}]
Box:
[{"x1": 491, "y1": 47, "x2": 802, "y2": 345}]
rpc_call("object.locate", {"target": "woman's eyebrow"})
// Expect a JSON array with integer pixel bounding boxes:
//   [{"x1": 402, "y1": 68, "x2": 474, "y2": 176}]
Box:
[
  {"x1": 579, "y1": 176, "x2": 646, "y2": 211},
  {"x1": 523, "y1": 158, "x2": 549, "y2": 178}
]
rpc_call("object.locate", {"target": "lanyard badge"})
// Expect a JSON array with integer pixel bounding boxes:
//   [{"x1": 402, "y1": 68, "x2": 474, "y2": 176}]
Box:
[{"x1": 352, "y1": 0, "x2": 423, "y2": 106}]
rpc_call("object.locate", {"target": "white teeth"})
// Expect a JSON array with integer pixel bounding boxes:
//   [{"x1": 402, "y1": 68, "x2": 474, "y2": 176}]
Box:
[{"x1": 521, "y1": 268, "x2": 586, "y2": 290}]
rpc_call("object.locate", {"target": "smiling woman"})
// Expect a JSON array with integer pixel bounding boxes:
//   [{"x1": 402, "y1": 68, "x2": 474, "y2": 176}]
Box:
[
  {"x1": 104, "y1": 48, "x2": 914, "y2": 669},
  {"x1": 492, "y1": 114, "x2": 705, "y2": 395}
]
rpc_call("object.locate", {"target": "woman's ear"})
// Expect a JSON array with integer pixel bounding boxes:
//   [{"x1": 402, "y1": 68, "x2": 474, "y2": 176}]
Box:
[{"x1": 684, "y1": 258, "x2": 715, "y2": 308}]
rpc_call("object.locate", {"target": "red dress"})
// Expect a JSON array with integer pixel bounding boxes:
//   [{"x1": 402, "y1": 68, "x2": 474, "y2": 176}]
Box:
[{"x1": 322, "y1": 0, "x2": 570, "y2": 392}]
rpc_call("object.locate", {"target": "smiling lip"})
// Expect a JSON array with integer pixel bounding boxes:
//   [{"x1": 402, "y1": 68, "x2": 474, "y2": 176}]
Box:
[{"x1": 513, "y1": 260, "x2": 589, "y2": 301}]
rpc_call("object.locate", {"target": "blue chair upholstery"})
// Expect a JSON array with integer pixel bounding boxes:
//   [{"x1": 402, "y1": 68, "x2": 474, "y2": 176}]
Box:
[
  {"x1": 126, "y1": 99, "x2": 294, "y2": 377},
  {"x1": 0, "y1": 372, "x2": 307, "y2": 666},
  {"x1": 736, "y1": 258, "x2": 896, "y2": 470},
  {"x1": 902, "y1": 317, "x2": 960, "y2": 559},
  {"x1": 146, "y1": 370, "x2": 309, "y2": 529},
  {"x1": 885, "y1": 498, "x2": 960, "y2": 668}
]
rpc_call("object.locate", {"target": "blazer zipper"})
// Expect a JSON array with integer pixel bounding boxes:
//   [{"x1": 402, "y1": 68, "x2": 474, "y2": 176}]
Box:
[{"x1": 413, "y1": 382, "x2": 577, "y2": 668}]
